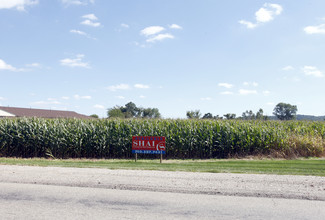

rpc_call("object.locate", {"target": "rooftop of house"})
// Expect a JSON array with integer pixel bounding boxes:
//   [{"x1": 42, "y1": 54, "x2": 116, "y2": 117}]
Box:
[{"x1": 0, "y1": 106, "x2": 91, "y2": 119}]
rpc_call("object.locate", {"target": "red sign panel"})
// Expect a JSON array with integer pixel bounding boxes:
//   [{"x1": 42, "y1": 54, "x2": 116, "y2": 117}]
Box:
[{"x1": 132, "y1": 136, "x2": 166, "y2": 154}]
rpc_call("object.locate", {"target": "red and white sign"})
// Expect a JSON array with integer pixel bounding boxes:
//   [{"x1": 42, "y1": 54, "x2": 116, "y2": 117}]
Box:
[{"x1": 132, "y1": 136, "x2": 166, "y2": 154}]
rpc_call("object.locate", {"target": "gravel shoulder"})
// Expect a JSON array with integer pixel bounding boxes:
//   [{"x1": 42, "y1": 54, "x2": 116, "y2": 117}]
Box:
[{"x1": 1, "y1": 165, "x2": 324, "y2": 201}]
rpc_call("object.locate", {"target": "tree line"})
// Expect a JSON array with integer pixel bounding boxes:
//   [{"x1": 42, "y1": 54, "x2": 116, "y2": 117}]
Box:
[
  {"x1": 107, "y1": 102, "x2": 161, "y2": 119},
  {"x1": 104, "y1": 102, "x2": 298, "y2": 121},
  {"x1": 187, "y1": 103, "x2": 298, "y2": 120}
]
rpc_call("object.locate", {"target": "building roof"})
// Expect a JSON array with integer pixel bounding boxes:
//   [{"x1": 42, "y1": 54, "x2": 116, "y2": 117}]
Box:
[{"x1": 0, "y1": 106, "x2": 91, "y2": 119}]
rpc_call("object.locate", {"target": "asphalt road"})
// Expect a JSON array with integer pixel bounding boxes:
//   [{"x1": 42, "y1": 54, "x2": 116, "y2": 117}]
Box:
[{"x1": 1, "y1": 165, "x2": 325, "y2": 219}]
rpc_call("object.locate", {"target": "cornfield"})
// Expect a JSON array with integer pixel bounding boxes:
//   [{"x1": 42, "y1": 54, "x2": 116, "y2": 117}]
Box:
[{"x1": 0, "y1": 117, "x2": 324, "y2": 159}]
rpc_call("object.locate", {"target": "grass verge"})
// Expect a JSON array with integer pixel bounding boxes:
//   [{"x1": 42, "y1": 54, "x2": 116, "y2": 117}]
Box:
[{"x1": 1, "y1": 157, "x2": 325, "y2": 176}]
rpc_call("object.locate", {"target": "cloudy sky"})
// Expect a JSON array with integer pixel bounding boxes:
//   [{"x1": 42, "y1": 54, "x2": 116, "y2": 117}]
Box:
[{"x1": 0, "y1": 0, "x2": 325, "y2": 118}]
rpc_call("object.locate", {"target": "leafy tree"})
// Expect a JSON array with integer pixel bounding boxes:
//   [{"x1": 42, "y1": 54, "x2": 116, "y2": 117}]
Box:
[
  {"x1": 256, "y1": 108, "x2": 268, "y2": 120},
  {"x1": 141, "y1": 108, "x2": 161, "y2": 118},
  {"x1": 90, "y1": 114, "x2": 99, "y2": 118},
  {"x1": 223, "y1": 113, "x2": 236, "y2": 120},
  {"x1": 255, "y1": 109, "x2": 263, "y2": 120},
  {"x1": 214, "y1": 115, "x2": 223, "y2": 120},
  {"x1": 107, "y1": 107, "x2": 125, "y2": 118},
  {"x1": 241, "y1": 108, "x2": 268, "y2": 120},
  {"x1": 121, "y1": 102, "x2": 140, "y2": 118},
  {"x1": 273, "y1": 103, "x2": 298, "y2": 120},
  {"x1": 202, "y1": 113, "x2": 214, "y2": 119},
  {"x1": 242, "y1": 110, "x2": 255, "y2": 120},
  {"x1": 107, "y1": 102, "x2": 161, "y2": 119},
  {"x1": 186, "y1": 110, "x2": 201, "y2": 119}
]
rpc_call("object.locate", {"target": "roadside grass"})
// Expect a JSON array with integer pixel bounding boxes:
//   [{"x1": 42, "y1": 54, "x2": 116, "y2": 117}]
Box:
[{"x1": 1, "y1": 157, "x2": 325, "y2": 176}]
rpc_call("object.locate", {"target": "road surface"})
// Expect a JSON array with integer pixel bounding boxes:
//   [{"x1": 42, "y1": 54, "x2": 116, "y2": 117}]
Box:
[{"x1": 0, "y1": 165, "x2": 324, "y2": 219}]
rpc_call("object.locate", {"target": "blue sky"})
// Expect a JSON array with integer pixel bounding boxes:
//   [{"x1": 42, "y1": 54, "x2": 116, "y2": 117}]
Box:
[{"x1": 0, "y1": 0, "x2": 325, "y2": 118}]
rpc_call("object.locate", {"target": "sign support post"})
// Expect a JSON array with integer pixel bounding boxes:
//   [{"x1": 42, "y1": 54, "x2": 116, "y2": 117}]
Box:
[{"x1": 135, "y1": 153, "x2": 137, "y2": 162}]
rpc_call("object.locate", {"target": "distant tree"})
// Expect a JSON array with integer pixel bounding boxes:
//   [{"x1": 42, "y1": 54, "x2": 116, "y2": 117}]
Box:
[
  {"x1": 241, "y1": 108, "x2": 268, "y2": 120},
  {"x1": 107, "y1": 107, "x2": 125, "y2": 118},
  {"x1": 202, "y1": 113, "x2": 214, "y2": 119},
  {"x1": 121, "y1": 102, "x2": 140, "y2": 118},
  {"x1": 90, "y1": 114, "x2": 99, "y2": 119},
  {"x1": 186, "y1": 110, "x2": 201, "y2": 119},
  {"x1": 224, "y1": 113, "x2": 236, "y2": 120},
  {"x1": 214, "y1": 115, "x2": 223, "y2": 120},
  {"x1": 107, "y1": 102, "x2": 161, "y2": 119},
  {"x1": 140, "y1": 107, "x2": 161, "y2": 119},
  {"x1": 273, "y1": 103, "x2": 298, "y2": 120},
  {"x1": 255, "y1": 109, "x2": 263, "y2": 120},
  {"x1": 242, "y1": 110, "x2": 255, "y2": 120},
  {"x1": 255, "y1": 108, "x2": 268, "y2": 120}
]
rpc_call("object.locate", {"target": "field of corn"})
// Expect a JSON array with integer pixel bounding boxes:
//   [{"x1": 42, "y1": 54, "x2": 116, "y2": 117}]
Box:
[{"x1": 0, "y1": 117, "x2": 324, "y2": 159}]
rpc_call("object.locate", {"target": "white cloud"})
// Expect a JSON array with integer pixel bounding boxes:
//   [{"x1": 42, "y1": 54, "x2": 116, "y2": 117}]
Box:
[
  {"x1": 70, "y1": 29, "x2": 96, "y2": 40},
  {"x1": 169, "y1": 24, "x2": 182, "y2": 29},
  {"x1": 0, "y1": 59, "x2": 18, "y2": 71},
  {"x1": 146, "y1": 33, "x2": 174, "y2": 43},
  {"x1": 239, "y1": 3, "x2": 283, "y2": 29},
  {"x1": 107, "y1": 84, "x2": 130, "y2": 92},
  {"x1": 70, "y1": 29, "x2": 87, "y2": 36},
  {"x1": 201, "y1": 97, "x2": 212, "y2": 101},
  {"x1": 255, "y1": 8, "x2": 274, "y2": 23},
  {"x1": 139, "y1": 95, "x2": 146, "y2": 99},
  {"x1": 79, "y1": 14, "x2": 101, "y2": 28},
  {"x1": 141, "y1": 26, "x2": 165, "y2": 36},
  {"x1": 116, "y1": 96, "x2": 125, "y2": 99},
  {"x1": 94, "y1": 104, "x2": 105, "y2": 109},
  {"x1": 218, "y1": 83, "x2": 234, "y2": 89},
  {"x1": 243, "y1": 82, "x2": 258, "y2": 87},
  {"x1": 61, "y1": 0, "x2": 94, "y2": 6},
  {"x1": 304, "y1": 24, "x2": 325, "y2": 34},
  {"x1": 282, "y1": 65, "x2": 294, "y2": 71},
  {"x1": 220, "y1": 91, "x2": 233, "y2": 95},
  {"x1": 117, "y1": 23, "x2": 130, "y2": 32},
  {"x1": 267, "y1": 102, "x2": 274, "y2": 105},
  {"x1": 134, "y1": 84, "x2": 150, "y2": 89},
  {"x1": 82, "y1": 13, "x2": 97, "y2": 20},
  {"x1": 256, "y1": 3, "x2": 282, "y2": 23},
  {"x1": 0, "y1": 59, "x2": 25, "y2": 71},
  {"x1": 61, "y1": 0, "x2": 83, "y2": 5},
  {"x1": 133, "y1": 41, "x2": 147, "y2": 48},
  {"x1": 74, "y1": 95, "x2": 92, "y2": 100},
  {"x1": 61, "y1": 96, "x2": 70, "y2": 100},
  {"x1": 239, "y1": 89, "x2": 257, "y2": 95},
  {"x1": 303, "y1": 66, "x2": 324, "y2": 78},
  {"x1": 238, "y1": 20, "x2": 257, "y2": 29},
  {"x1": 26, "y1": 62, "x2": 41, "y2": 68},
  {"x1": 139, "y1": 25, "x2": 181, "y2": 46},
  {"x1": 268, "y1": 3, "x2": 283, "y2": 15},
  {"x1": 60, "y1": 54, "x2": 90, "y2": 68},
  {"x1": 0, "y1": 97, "x2": 6, "y2": 101},
  {"x1": 121, "y1": 23, "x2": 129, "y2": 28},
  {"x1": 0, "y1": 0, "x2": 38, "y2": 11},
  {"x1": 81, "y1": 19, "x2": 101, "y2": 27}
]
